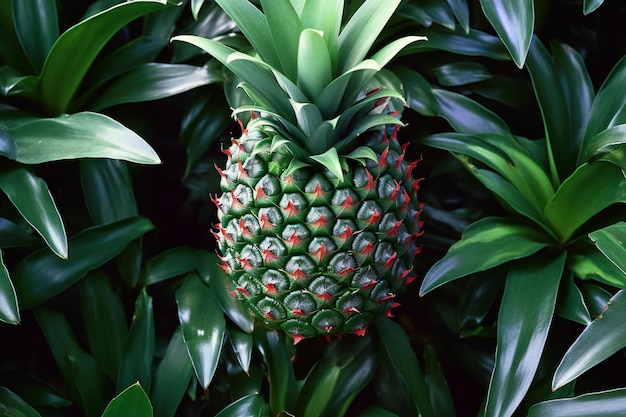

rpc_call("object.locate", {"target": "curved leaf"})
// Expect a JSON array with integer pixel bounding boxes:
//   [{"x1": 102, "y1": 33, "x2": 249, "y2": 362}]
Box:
[
  {"x1": 0, "y1": 167, "x2": 66, "y2": 258},
  {"x1": 424, "y1": 345, "x2": 456, "y2": 417},
  {"x1": 10, "y1": 112, "x2": 161, "y2": 165},
  {"x1": 90, "y1": 63, "x2": 219, "y2": 110},
  {"x1": 0, "y1": 387, "x2": 42, "y2": 417},
  {"x1": 117, "y1": 290, "x2": 155, "y2": 393},
  {"x1": 479, "y1": 0, "x2": 534, "y2": 68},
  {"x1": 485, "y1": 252, "x2": 566, "y2": 417},
  {"x1": 142, "y1": 246, "x2": 199, "y2": 286},
  {"x1": 11, "y1": 0, "x2": 59, "y2": 72},
  {"x1": 420, "y1": 217, "x2": 553, "y2": 295},
  {"x1": 528, "y1": 388, "x2": 626, "y2": 417},
  {"x1": 214, "y1": 394, "x2": 270, "y2": 417},
  {"x1": 297, "y1": 28, "x2": 332, "y2": 100},
  {"x1": 544, "y1": 162, "x2": 626, "y2": 243},
  {"x1": 584, "y1": 124, "x2": 626, "y2": 162},
  {"x1": 375, "y1": 317, "x2": 433, "y2": 417},
  {"x1": 432, "y1": 89, "x2": 509, "y2": 134},
  {"x1": 176, "y1": 273, "x2": 226, "y2": 389},
  {"x1": 151, "y1": 327, "x2": 194, "y2": 417},
  {"x1": 404, "y1": 27, "x2": 510, "y2": 61},
  {"x1": 102, "y1": 383, "x2": 152, "y2": 417},
  {"x1": 589, "y1": 222, "x2": 626, "y2": 277},
  {"x1": 553, "y1": 290, "x2": 626, "y2": 389},
  {"x1": 0, "y1": 129, "x2": 17, "y2": 159},
  {"x1": 37, "y1": 0, "x2": 170, "y2": 114},
  {"x1": 0, "y1": 251, "x2": 19, "y2": 324},
  {"x1": 13, "y1": 217, "x2": 154, "y2": 309}
]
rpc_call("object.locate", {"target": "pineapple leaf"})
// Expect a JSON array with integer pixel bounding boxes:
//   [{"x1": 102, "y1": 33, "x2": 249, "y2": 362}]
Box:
[
  {"x1": 336, "y1": 114, "x2": 404, "y2": 153},
  {"x1": 337, "y1": 0, "x2": 402, "y2": 73},
  {"x1": 309, "y1": 119, "x2": 338, "y2": 154},
  {"x1": 233, "y1": 104, "x2": 306, "y2": 144},
  {"x1": 289, "y1": 0, "x2": 306, "y2": 16},
  {"x1": 297, "y1": 28, "x2": 333, "y2": 100},
  {"x1": 214, "y1": 0, "x2": 281, "y2": 70},
  {"x1": 345, "y1": 146, "x2": 378, "y2": 165},
  {"x1": 300, "y1": 0, "x2": 342, "y2": 73},
  {"x1": 260, "y1": 0, "x2": 302, "y2": 80},
  {"x1": 291, "y1": 100, "x2": 324, "y2": 139},
  {"x1": 311, "y1": 147, "x2": 344, "y2": 182}
]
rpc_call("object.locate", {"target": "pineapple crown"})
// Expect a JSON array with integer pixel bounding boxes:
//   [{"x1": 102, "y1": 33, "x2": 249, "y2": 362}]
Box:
[{"x1": 174, "y1": 0, "x2": 425, "y2": 179}]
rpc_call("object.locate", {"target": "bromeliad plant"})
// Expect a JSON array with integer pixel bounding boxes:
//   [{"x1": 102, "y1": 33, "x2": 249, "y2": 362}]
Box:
[
  {"x1": 419, "y1": 34, "x2": 626, "y2": 417},
  {"x1": 174, "y1": 0, "x2": 426, "y2": 341}
]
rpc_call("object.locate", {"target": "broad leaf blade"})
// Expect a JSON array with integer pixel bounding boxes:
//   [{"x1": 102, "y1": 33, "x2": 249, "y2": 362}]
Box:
[
  {"x1": 11, "y1": 0, "x2": 59, "y2": 72},
  {"x1": 584, "y1": 124, "x2": 626, "y2": 162},
  {"x1": 583, "y1": 0, "x2": 604, "y2": 14},
  {"x1": 0, "y1": 387, "x2": 42, "y2": 417},
  {"x1": 176, "y1": 273, "x2": 226, "y2": 389},
  {"x1": 102, "y1": 383, "x2": 153, "y2": 417},
  {"x1": 142, "y1": 246, "x2": 199, "y2": 286},
  {"x1": 117, "y1": 289, "x2": 155, "y2": 393},
  {"x1": 0, "y1": 167, "x2": 66, "y2": 258},
  {"x1": 589, "y1": 222, "x2": 626, "y2": 276},
  {"x1": 214, "y1": 394, "x2": 269, "y2": 417},
  {"x1": 420, "y1": 217, "x2": 553, "y2": 295},
  {"x1": 13, "y1": 217, "x2": 154, "y2": 309},
  {"x1": 151, "y1": 327, "x2": 194, "y2": 417},
  {"x1": 37, "y1": 0, "x2": 170, "y2": 114},
  {"x1": 528, "y1": 388, "x2": 626, "y2": 416},
  {"x1": 0, "y1": 250, "x2": 19, "y2": 324},
  {"x1": 432, "y1": 89, "x2": 509, "y2": 134},
  {"x1": 479, "y1": 0, "x2": 534, "y2": 68},
  {"x1": 485, "y1": 252, "x2": 566, "y2": 417},
  {"x1": 10, "y1": 112, "x2": 161, "y2": 165},
  {"x1": 553, "y1": 290, "x2": 626, "y2": 390}
]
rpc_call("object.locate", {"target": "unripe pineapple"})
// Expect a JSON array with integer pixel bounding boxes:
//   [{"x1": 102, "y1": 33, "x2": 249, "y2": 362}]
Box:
[{"x1": 175, "y1": 0, "x2": 426, "y2": 342}]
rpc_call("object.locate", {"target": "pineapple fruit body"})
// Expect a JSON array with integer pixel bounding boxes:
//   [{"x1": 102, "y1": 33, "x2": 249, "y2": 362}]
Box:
[{"x1": 214, "y1": 116, "x2": 423, "y2": 341}]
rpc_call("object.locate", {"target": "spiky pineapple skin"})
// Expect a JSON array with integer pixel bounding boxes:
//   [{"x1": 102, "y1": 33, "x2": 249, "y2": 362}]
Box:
[{"x1": 213, "y1": 120, "x2": 423, "y2": 340}]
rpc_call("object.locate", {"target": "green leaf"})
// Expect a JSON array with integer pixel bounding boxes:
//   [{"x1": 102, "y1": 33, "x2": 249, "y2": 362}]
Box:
[
  {"x1": 214, "y1": 0, "x2": 281, "y2": 70},
  {"x1": 432, "y1": 89, "x2": 509, "y2": 134},
  {"x1": 0, "y1": 129, "x2": 18, "y2": 160},
  {"x1": 375, "y1": 317, "x2": 433, "y2": 417},
  {"x1": 117, "y1": 289, "x2": 155, "y2": 393},
  {"x1": 254, "y1": 327, "x2": 297, "y2": 415},
  {"x1": 338, "y1": 0, "x2": 401, "y2": 73},
  {"x1": 584, "y1": 124, "x2": 626, "y2": 162},
  {"x1": 10, "y1": 112, "x2": 161, "y2": 165},
  {"x1": 479, "y1": 0, "x2": 534, "y2": 68},
  {"x1": 0, "y1": 370, "x2": 71, "y2": 408},
  {"x1": 13, "y1": 217, "x2": 154, "y2": 309},
  {"x1": 558, "y1": 272, "x2": 592, "y2": 325},
  {"x1": 142, "y1": 246, "x2": 199, "y2": 286},
  {"x1": 359, "y1": 407, "x2": 399, "y2": 417},
  {"x1": 525, "y1": 36, "x2": 572, "y2": 183},
  {"x1": 176, "y1": 273, "x2": 226, "y2": 389},
  {"x1": 485, "y1": 252, "x2": 566, "y2": 417},
  {"x1": 0, "y1": 387, "x2": 42, "y2": 417},
  {"x1": 300, "y1": 0, "x2": 342, "y2": 71},
  {"x1": 528, "y1": 388, "x2": 626, "y2": 417},
  {"x1": 11, "y1": 0, "x2": 59, "y2": 72},
  {"x1": 583, "y1": 0, "x2": 604, "y2": 14},
  {"x1": 260, "y1": 0, "x2": 301, "y2": 80},
  {"x1": 229, "y1": 326, "x2": 253, "y2": 374},
  {"x1": 297, "y1": 28, "x2": 333, "y2": 100},
  {"x1": 553, "y1": 289, "x2": 626, "y2": 389},
  {"x1": 79, "y1": 271, "x2": 128, "y2": 380},
  {"x1": 544, "y1": 162, "x2": 626, "y2": 243},
  {"x1": 214, "y1": 394, "x2": 270, "y2": 417},
  {"x1": 581, "y1": 55, "x2": 626, "y2": 160},
  {"x1": 80, "y1": 159, "x2": 138, "y2": 225},
  {"x1": 0, "y1": 251, "x2": 19, "y2": 324},
  {"x1": 90, "y1": 63, "x2": 219, "y2": 110},
  {"x1": 102, "y1": 383, "x2": 153, "y2": 417},
  {"x1": 396, "y1": 68, "x2": 438, "y2": 116},
  {"x1": 430, "y1": 62, "x2": 493, "y2": 86},
  {"x1": 570, "y1": 242, "x2": 626, "y2": 288},
  {"x1": 420, "y1": 217, "x2": 553, "y2": 295},
  {"x1": 37, "y1": 0, "x2": 170, "y2": 115},
  {"x1": 0, "y1": 167, "x2": 66, "y2": 258},
  {"x1": 405, "y1": 27, "x2": 509, "y2": 60},
  {"x1": 191, "y1": 0, "x2": 205, "y2": 19},
  {"x1": 151, "y1": 327, "x2": 194, "y2": 417},
  {"x1": 444, "y1": 0, "x2": 470, "y2": 32},
  {"x1": 424, "y1": 346, "x2": 456, "y2": 417},
  {"x1": 589, "y1": 222, "x2": 626, "y2": 276},
  {"x1": 197, "y1": 252, "x2": 254, "y2": 333},
  {"x1": 70, "y1": 350, "x2": 108, "y2": 417},
  {"x1": 311, "y1": 147, "x2": 344, "y2": 182}
]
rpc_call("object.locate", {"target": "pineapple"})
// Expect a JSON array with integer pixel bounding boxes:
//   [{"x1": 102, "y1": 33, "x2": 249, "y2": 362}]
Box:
[{"x1": 175, "y1": 0, "x2": 425, "y2": 342}]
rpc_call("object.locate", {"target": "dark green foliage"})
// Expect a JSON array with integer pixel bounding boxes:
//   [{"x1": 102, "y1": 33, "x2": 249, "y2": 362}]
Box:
[{"x1": 0, "y1": 0, "x2": 625, "y2": 416}]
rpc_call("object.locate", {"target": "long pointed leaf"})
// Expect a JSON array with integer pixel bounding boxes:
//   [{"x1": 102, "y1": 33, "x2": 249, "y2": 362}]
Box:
[
  {"x1": 102, "y1": 383, "x2": 152, "y2": 417},
  {"x1": 432, "y1": 89, "x2": 509, "y2": 134},
  {"x1": 37, "y1": 0, "x2": 170, "y2": 114},
  {"x1": 176, "y1": 273, "x2": 226, "y2": 389},
  {"x1": 0, "y1": 387, "x2": 42, "y2": 417},
  {"x1": 420, "y1": 217, "x2": 553, "y2": 295},
  {"x1": 11, "y1": 0, "x2": 59, "y2": 72},
  {"x1": 528, "y1": 388, "x2": 626, "y2": 416},
  {"x1": 0, "y1": 251, "x2": 19, "y2": 324},
  {"x1": 584, "y1": 124, "x2": 626, "y2": 163},
  {"x1": 260, "y1": 0, "x2": 301, "y2": 79},
  {"x1": 479, "y1": 0, "x2": 534, "y2": 68},
  {"x1": 553, "y1": 289, "x2": 626, "y2": 390},
  {"x1": 13, "y1": 217, "x2": 154, "y2": 309},
  {"x1": 0, "y1": 167, "x2": 66, "y2": 258},
  {"x1": 214, "y1": 394, "x2": 269, "y2": 417},
  {"x1": 485, "y1": 252, "x2": 566, "y2": 417},
  {"x1": 589, "y1": 222, "x2": 626, "y2": 277},
  {"x1": 10, "y1": 112, "x2": 161, "y2": 165}
]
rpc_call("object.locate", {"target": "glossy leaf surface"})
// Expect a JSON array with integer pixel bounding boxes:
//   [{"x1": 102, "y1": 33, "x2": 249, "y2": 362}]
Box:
[
  {"x1": 0, "y1": 250, "x2": 19, "y2": 324},
  {"x1": 10, "y1": 112, "x2": 161, "y2": 165},
  {"x1": 527, "y1": 388, "x2": 626, "y2": 416},
  {"x1": 0, "y1": 167, "x2": 66, "y2": 258},
  {"x1": 176, "y1": 273, "x2": 225, "y2": 389},
  {"x1": 485, "y1": 252, "x2": 566, "y2": 417},
  {"x1": 142, "y1": 246, "x2": 199, "y2": 286},
  {"x1": 214, "y1": 394, "x2": 269, "y2": 417},
  {"x1": 479, "y1": 0, "x2": 533, "y2": 67},
  {"x1": 420, "y1": 217, "x2": 553, "y2": 294},
  {"x1": 13, "y1": 217, "x2": 154, "y2": 309},
  {"x1": 553, "y1": 290, "x2": 626, "y2": 389},
  {"x1": 11, "y1": 0, "x2": 59, "y2": 72},
  {"x1": 589, "y1": 222, "x2": 626, "y2": 275},
  {"x1": 102, "y1": 383, "x2": 153, "y2": 417},
  {"x1": 0, "y1": 386, "x2": 42, "y2": 417}
]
